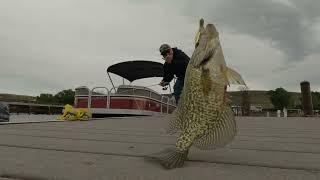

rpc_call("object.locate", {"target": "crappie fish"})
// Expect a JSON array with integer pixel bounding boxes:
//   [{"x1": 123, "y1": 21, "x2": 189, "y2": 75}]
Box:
[{"x1": 146, "y1": 19, "x2": 246, "y2": 169}]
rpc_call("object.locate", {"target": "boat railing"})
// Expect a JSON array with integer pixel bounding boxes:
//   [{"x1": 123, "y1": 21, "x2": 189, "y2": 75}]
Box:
[
  {"x1": 109, "y1": 86, "x2": 175, "y2": 114},
  {"x1": 75, "y1": 86, "x2": 176, "y2": 114},
  {"x1": 161, "y1": 96, "x2": 169, "y2": 113},
  {"x1": 90, "y1": 87, "x2": 110, "y2": 109}
]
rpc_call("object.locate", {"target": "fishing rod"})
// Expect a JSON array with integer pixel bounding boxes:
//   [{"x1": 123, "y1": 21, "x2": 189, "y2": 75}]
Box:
[{"x1": 142, "y1": 83, "x2": 172, "y2": 93}]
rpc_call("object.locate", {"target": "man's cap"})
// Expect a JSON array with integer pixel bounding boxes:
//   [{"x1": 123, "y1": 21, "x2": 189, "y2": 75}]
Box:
[{"x1": 159, "y1": 44, "x2": 171, "y2": 55}]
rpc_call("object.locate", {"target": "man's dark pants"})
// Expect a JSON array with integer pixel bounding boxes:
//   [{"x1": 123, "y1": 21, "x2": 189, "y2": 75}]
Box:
[{"x1": 173, "y1": 79, "x2": 184, "y2": 104}]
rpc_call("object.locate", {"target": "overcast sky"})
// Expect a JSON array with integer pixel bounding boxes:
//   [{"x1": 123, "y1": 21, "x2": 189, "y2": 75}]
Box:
[{"x1": 1, "y1": 0, "x2": 319, "y2": 96}]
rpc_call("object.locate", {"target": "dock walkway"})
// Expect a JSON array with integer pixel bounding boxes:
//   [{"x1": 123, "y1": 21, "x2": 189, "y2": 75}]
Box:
[{"x1": 0, "y1": 116, "x2": 319, "y2": 180}]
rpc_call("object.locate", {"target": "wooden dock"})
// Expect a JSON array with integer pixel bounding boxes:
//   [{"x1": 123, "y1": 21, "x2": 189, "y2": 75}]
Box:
[{"x1": 0, "y1": 116, "x2": 319, "y2": 180}]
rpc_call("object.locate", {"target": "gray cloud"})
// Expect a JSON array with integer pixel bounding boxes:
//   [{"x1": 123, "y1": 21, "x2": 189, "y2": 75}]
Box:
[
  {"x1": 0, "y1": 0, "x2": 319, "y2": 96},
  {"x1": 181, "y1": 0, "x2": 320, "y2": 63}
]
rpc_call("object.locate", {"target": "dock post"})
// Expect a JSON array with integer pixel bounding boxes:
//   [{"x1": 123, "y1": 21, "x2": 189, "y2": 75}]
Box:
[
  {"x1": 300, "y1": 81, "x2": 313, "y2": 116},
  {"x1": 277, "y1": 110, "x2": 281, "y2": 117},
  {"x1": 283, "y1": 107, "x2": 287, "y2": 118}
]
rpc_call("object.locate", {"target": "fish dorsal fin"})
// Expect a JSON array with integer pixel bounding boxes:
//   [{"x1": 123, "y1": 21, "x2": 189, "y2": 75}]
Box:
[
  {"x1": 226, "y1": 67, "x2": 247, "y2": 86},
  {"x1": 194, "y1": 18, "x2": 205, "y2": 48}
]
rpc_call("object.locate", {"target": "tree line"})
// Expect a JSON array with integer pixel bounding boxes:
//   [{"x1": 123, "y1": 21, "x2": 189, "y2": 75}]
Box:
[
  {"x1": 268, "y1": 87, "x2": 320, "y2": 110},
  {"x1": 36, "y1": 89, "x2": 75, "y2": 105},
  {"x1": 36, "y1": 87, "x2": 320, "y2": 110}
]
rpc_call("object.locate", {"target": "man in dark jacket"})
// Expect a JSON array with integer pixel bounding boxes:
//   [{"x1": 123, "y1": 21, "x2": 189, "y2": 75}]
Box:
[{"x1": 159, "y1": 44, "x2": 190, "y2": 104}]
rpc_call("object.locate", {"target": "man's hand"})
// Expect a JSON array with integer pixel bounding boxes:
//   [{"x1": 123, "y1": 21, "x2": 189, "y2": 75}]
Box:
[{"x1": 159, "y1": 81, "x2": 168, "y2": 87}]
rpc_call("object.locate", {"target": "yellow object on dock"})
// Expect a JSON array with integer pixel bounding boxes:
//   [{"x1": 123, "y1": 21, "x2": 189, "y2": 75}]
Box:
[{"x1": 58, "y1": 104, "x2": 92, "y2": 121}]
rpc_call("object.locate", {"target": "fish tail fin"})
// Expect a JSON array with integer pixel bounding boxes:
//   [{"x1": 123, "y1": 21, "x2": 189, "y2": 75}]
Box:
[{"x1": 145, "y1": 148, "x2": 189, "y2": 169}]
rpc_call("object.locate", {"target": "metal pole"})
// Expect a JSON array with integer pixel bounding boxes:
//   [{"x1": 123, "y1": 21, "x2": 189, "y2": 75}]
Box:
[
  {"x1": 88, "y1": 90, "x2": 92, "y2": 109},
  {"x1": 107, "y1": 72, "x2": 116, "y2": 92}
]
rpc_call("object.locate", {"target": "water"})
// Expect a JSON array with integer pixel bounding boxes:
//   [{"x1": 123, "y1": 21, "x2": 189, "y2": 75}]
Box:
[{"x1": 0, "y1": 114, "x2": 60, "y2": 124}]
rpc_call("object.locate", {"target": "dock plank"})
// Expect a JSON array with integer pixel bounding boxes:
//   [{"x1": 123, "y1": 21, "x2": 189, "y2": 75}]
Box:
[{"x1": 0, "y1": 116, "x2": 319, "y2": 179}]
